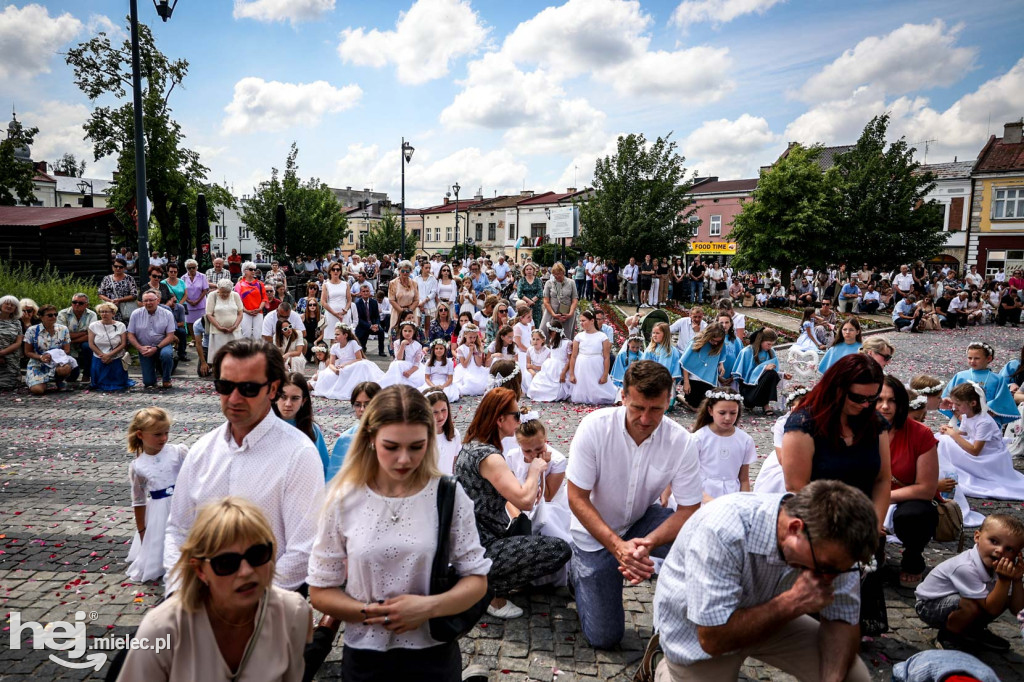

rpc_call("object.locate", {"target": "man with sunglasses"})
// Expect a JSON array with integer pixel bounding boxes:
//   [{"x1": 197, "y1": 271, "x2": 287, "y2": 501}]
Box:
[
  {"x1": 653, "y1": 480, "x2": 878, "y2": 681},
  {"x1": 57, "y1": 293, "x2": 97, "y2": 383}
]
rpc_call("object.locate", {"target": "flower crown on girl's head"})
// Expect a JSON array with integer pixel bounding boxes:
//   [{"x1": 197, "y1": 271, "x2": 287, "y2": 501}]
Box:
[
  {"x1": 487, "y1": 362, "x2": 521, "y2": 389},
  {"x1": 908, "y1": 395, "x2": 928, "y2": 410},
  {"x1": 967, "y1": 341, "x2": 994, "y2": 357},
  {"x1": 547, "y1": 322, "x2": 566, "y2": 338},
  {"x1": 428, "y1": 338, "x2": 449, "y2": 352},
  {"x1": 311, "y1": 344, "x2": 328, "y2": 354},
  {"x1": 399, "y1": 320, "x2": 418, "y2": 331},
  {"x1": 913, "y1": 380, "x2": 945, "y2": 396},
  {"x1": 785, "y1": 386, "x2": 811, "y2": 406},
  {"x1": 626, "y1": 333, "x2": 644, "y2": 345},
  {"x1": 704, "y1": 390, "x2": 742, "y2": 401},
  {"x1": 335, "y1": 322, "x2": 355, "y2": 336},
  {"x1": 519, "y1": 410, "x2": 540, "y2": 424}
]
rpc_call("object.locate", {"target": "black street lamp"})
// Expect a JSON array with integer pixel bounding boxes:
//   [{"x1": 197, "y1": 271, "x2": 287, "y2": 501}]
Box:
[
  {"x1": 452, "y1": 182, "x2": 461, "y2": 260},
  {"x1": 77, "y1": 179, "x2": 94, "y2": 208},
  {"x1": 130, "y1": 0, "x2": 177, "y2": 279},
  {"x1": 400, "y1": 138, "x2": 414, "y2": 259}
]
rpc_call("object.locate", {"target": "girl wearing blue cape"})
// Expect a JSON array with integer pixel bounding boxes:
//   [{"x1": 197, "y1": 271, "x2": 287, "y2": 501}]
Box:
[
  {"x1": 997, "y1": 342, "x2": 1023, "y2": 394},
  {"x1": 731, "y1": 327, "x2": 784, "y2": 413},
  {"x1": 717, "y1": 312, "x2": 744, "y2": 389},
  {"x1": 940, "y1": 341, "x2": 1019, "y2": 427},
  {"x1": 680, "y1": 322, "x2": 727, "y2": 410},
  {"x1": 611, "y1": 333, "x2": 644, "y2": 387},
  {"x1": 818, "y1": 317, "x2": 863, "y2": 374}
]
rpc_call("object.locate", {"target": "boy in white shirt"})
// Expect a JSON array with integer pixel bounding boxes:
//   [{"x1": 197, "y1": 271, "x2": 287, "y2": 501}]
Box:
[{"x1": 915, "y1": 514, "x2": 1024, "y2": 651}]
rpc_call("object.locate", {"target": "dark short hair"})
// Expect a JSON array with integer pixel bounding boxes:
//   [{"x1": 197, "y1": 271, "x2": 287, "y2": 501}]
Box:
[
  {"x1": 622, "y1": 360, "x2": 674, "y2": 399},
  {"x1": 212, "y1": 338, "x2": 286, "y2": 397},
  {"x1": 113, "y1": 257, "x2": 128, "y2": 267},
  {"x1": 148, "y1": 265, "x2": 164, "y2": 276},
  {"x1": 783, "y1": 480, "x2": 879, "y2": 564},
  {"x1": 882, "y1": 375, "x2": 910, "y2": 430}
]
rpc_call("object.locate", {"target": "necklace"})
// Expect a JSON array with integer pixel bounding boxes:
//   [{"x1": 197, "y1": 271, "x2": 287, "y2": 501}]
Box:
[
  {"x1": 208, "y1": 602, "x2": 256, "y2": 628},
  {"x1": 378, "y1": 492, "x2": 408, "y2": 522}
]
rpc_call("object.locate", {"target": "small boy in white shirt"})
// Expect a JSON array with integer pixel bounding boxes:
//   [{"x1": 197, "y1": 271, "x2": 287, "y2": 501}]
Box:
[{"x1": 915, "y1": 514, "x2": 1024, "y2": 651}]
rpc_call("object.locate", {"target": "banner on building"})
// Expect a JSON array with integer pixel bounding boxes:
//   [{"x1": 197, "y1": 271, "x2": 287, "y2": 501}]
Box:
[
  {"x1": 548, "y1": 206, "x2": 576, "y2": 239},
  {"x1": 688, "y1": 241, "x2": 737, "y2": 255}
]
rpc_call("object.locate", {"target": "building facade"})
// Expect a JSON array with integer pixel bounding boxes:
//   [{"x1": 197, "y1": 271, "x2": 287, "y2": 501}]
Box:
[
  {"x1": 917, "y1": 160, "x2": 973, "y2": 271},
  {"x1": 967, "y1": 120, "x2": 1024, "y2": 276}
]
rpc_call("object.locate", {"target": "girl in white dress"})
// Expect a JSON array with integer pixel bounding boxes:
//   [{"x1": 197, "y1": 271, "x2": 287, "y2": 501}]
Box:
[
  {"x1": 420, "y1": 338, "x2": 460, "y2": 402},
  {"x1": 308, "y1": 345, "x2": 338, "y2": 394},
  {"x1": 687, "y1": 391, "x2": 756, "y2": 503},
  {"x1": 527, "y1": 322, "x2": 570, "y2": 402},
  {"x1": 754, "y1": 388, "x2": 808, "y2": 494},
  {"x1": 489, "y1": 325, "x2": 518, "y2": 364},
  {"x1": 503, "y1": 415, "x2": 571, "y2": 586},
  {"x1": 458, "y1": 277, "x2": 476, "y2": 316},
  {"x1": 320, "y1": 267, "x2": 352, "y2": 344},
  {"x1": 792, "y1": 306, "x2": 824, "y2": 353},
  {"x1": 125, "y1": 407, "x2": 188, "y2": 582},
  {"x1": 380, "y1": 321, "x2": 425, "y2": 388},
  {"x1": 454, "y1": 323, "x2": 491, "y2": 396},
  {"x1": 512, "y1": 304, "x2": 534, "y2": 378},
  {"x1": 525, "y1": 330, "x2": 550, "y2": 393},
  {"x1": 567, "y1": 310, "x2": 617, "y2": 405},
  {"x1": 425, "y1": 388, "x2": 462, "y2": 474},
  {"x1": 320, "y1": 324, "x2": 385, "y2": 401},
  {"x1": 938, "y1": 382, "x2": 1024, "y2": 500}
]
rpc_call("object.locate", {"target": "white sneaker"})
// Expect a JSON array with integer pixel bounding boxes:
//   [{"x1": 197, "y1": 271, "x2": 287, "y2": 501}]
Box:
[{"x1": 486, "y1": 601, "x2": 524, "y2": 619}]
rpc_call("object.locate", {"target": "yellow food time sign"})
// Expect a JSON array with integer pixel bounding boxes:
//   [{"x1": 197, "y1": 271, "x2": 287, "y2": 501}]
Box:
[{"x1": 688, "y1": 242, "x2": 737, "y2": 255}]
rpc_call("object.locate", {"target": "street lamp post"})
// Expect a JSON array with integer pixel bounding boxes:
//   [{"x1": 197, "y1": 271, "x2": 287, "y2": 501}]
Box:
[
  {"x1": 130, "y1": 0, "x2": 177, "y2": 279},
  {"x1": 400, "y1": 138, "x2": 414, "y2": 259},
  {"x1": 452, "y1": 182, "x2": 461, "y2": 261},
  {"x1": 77, "y1": 179, "x2": 94, "y2": 208}
]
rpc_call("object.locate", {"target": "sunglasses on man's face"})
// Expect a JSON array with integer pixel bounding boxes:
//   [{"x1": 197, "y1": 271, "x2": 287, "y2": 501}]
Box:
[
  {"x1": 200, "y1": 542, "x2": 273, "y2": 576},
  {"x1": 214, "y1": 379, "x2": 270, "y2": 397}
]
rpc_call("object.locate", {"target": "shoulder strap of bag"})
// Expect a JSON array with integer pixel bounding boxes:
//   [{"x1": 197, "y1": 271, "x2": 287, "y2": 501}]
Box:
[
  {"x1": 431, "y1": 476, "x2": 457, "y2": 586},
  {"x1": 229, "y1": 588, "x2": 268, "y2": 681}
]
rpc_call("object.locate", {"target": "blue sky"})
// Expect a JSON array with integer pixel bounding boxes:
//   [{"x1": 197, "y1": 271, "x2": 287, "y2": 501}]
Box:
[{"x1": 2, "y1": 0, "x2": 1023, "y2": 207}]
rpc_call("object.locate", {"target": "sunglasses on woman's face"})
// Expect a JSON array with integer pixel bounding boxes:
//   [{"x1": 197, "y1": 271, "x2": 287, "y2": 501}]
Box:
[
  {"x1": 846, "y1": 391, "x2": 879, "y2": 405},
  {"x1": 200, "y1": 542, "x2": 273, "y2": 576}
]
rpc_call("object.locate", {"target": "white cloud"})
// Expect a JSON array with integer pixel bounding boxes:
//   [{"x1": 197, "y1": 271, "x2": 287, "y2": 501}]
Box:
[
  {"x1": 784, "y1": 57, "x2": 1024, "y2": 164},
  {"x1": 502, "y1": 0, "x2": 733, "y2": 100},
  {"x1": 671, "y1": 0, "x2": 785, "y2": 28},
  {"x1": 233, "y1": 0, "x2": 335, "y2": 24},
  {"x1": 21, "y1": 100, "x2": 115, "y2": 180},
  {"x1": 440, "y1": 54, "x2": 606, "y2": 155},
  {"x1": 553, "y1": 135, "x2": 621, "y2": 191},
  {"x1": 797, "y1": 20, "x2": 977, "y2": 102},
  {"x1": 338, "y1": 0, "x2": 489, "y2": 85},
  {"x1": 87, "y1": 14, "x2": 126, "y2": 42},
  {"x1": 222, "y1": 77, "x2": 363, "y2": 134},
  {"x1": 0, "y1": 4, "x2": 82, "y2": 79},
  {"x1": 683, "y1": 114, "x2": 782, "y2": 178}
]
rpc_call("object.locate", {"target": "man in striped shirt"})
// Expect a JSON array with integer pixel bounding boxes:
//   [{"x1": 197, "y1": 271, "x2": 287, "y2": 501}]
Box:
[{"x1": 653, "y1": 481, "x2": 878, "y2": 681}]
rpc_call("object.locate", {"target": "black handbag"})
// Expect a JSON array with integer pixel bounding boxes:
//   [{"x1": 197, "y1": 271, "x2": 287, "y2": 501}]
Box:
[{"x1": 428, "y1": 476, "x2": 493, "y2": 642}]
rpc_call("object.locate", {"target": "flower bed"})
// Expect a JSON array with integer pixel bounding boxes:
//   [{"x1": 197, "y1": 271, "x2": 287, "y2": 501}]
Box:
[
  {"x1": 765, "y1": 306, "x2": 889, "y2": 330},
  {"x1": 580, "y1": 299, "x2": 629, "y2": 347}
]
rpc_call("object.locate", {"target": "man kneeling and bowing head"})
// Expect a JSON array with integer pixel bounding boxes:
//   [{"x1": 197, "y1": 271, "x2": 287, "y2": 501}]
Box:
[{"x1": 653, "y1": 480, "x2": 877, "y2": 681}]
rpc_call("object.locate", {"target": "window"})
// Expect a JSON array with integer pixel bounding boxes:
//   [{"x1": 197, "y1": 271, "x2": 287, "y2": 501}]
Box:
[
  {"x1": 434, "y1": 227, "x2": 441, "y2": 242},
  {"x1": 358, "y1": 232, "x2": 366, "y2": 249},
  {"x1": 687, "y1": 215, "x2": 700, "y2": 238},
  {"x1": 508, "y1": 223, "x2": 516, "y2": 239},
  {"x1": 993, "y1": 187, "x2": 1024, "y2": 219},
  {"x1": 412, "y1": 229, "x2": 421, "y2": 242},
  {"x1": 215, "y1": 224, "x2": 226, "y2": 240},
  {"x1": 239, "y1": 226, "x2": 251, "y2": 240},
  {"x1": 710, "y1": 215, "x2": 722, "y2": 236},
  {"x1": 446, "y1": 226, "x2": 452, "y2": 242},
  {"x1": 475, "y1": 223, "x2": 483, "y2": 241},
  {"x1": 488, "y1": 223, "x2": 496, "y2": 241},
  {"x1": 985, "y1": 249, "x2": 1024, "y2": 277},
  {"x1": 531, "y1": 223, "x2": 546, "y2": 241}
]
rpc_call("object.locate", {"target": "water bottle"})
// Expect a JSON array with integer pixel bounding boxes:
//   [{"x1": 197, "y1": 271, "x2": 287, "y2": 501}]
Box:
[{"x1": 941, "y1": 471, "x2": 957, "y2": 500}]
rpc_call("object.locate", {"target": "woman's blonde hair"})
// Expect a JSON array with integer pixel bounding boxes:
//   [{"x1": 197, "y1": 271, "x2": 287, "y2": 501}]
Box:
[
  {"x1": 95, "y1": 301, "x2": 118, "y2": 316},
  {"x1": 328, "y1": 385, "x2": 440, "y2": 499},
  {"x1": 126, "y1": 407, "x2": 173, "y2": 454},
  {"x1": 692, "y1": 322, "x2": 726, "y2": 354},
  {"x1": 860, "y1": 336, "x2": 894, "y2": 356},
  {"x1": 172, "y1": 497, "x2": 276, "y2": 613},
  {"x1": 551, "y1": 262, "x2": 566, "y2": 276},
  {"x1": 647, "y1": 321, "x2": 673, "y2": 355},
  {"x1": 18, "y1": 297, "x2": 38, "y2": 314}
]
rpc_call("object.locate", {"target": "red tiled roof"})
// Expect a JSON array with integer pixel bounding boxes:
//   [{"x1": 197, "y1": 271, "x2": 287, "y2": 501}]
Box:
[
  {"x1": 974, "y1": 134, "x2": 1024, "y2": 173},
  {"x1": 418, "y1": 199, "x2": 487, "y2": 215},
  {"x1": 518, "y1": 191, "x2": 578, "y2": 205},
  {"x1": 688, "y1": 178, "x2": 758, "y2": 195},
  {"x1": 33, "y1": 172, "x2": 57, "y2": 183},
  {"x1": 0, "y1": 206, "x2": 116, "y2": 230}
]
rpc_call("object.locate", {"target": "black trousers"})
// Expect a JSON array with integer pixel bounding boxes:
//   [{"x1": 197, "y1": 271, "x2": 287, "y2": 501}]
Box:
[
  {"x1": 682, "y1": 378, "x2": 715, "y2": 408},
  {"x1": 892, "y1": 499, "x2": 938, "y2": 574},
  {"x1": 859, "y1": 299, "x2": 880, "y2": 314},
  {"x1": 997, "y1": 307, "x2": 1022, "y2": 325},
  {"x1": 357, "y1": 325, "x2": 386, "y2": 356},
  {"x1": 739, "y1": 369, "x2": 780, "y2": 409},
  {"x1": 341, "y1": 642, "x2": 461, "y2": 682}
]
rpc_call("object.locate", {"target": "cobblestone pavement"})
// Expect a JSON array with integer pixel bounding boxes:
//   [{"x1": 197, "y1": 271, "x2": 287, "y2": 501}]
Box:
[{"x1": 2, "y1": 326, "x2": 1023, "y2": 681}]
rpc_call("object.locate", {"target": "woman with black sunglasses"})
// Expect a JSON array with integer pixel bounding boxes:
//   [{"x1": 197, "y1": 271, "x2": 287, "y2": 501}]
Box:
[
  {"x1": 781, "y1": 353, "x2": 892, "y2": 534},
  {"x1": 118, "y1": 497, "x2": 312, "y2": 681}
]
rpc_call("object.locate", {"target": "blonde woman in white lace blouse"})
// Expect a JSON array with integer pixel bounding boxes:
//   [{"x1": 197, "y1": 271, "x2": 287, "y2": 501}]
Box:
[{"x1": 307, "y1": 385, "x2": 490, "y2": 681}]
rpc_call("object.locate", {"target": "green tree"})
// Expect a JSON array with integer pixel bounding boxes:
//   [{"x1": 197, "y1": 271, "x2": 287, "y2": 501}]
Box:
[
  {"x1": 825, "y1": 114, "x2": 945, "y2": 268},
  {"x1": 531, "y1": 242, "x2": 578, "y2": 267},
  {"x1": 731, "y1": 144, "x2": 831, "y2": 287},
  {"x1": 51, "y1": 152, "x2": 86, "y2": 177},
  {"x1": 577, "y1": 133, "x2": 696, "y2": 263},
  {"x1": 241, "y1": 143, "x2": 348, "y2": 260},
  {"x1": 65, "y1": 19, "x2": 228, "y2": 246},
  {"x1": 360, "y1": 209, "x2": 417, "y2": 257},
  {"x1": 0, "y1": 117, "x2": 38, "y2": 206}
]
